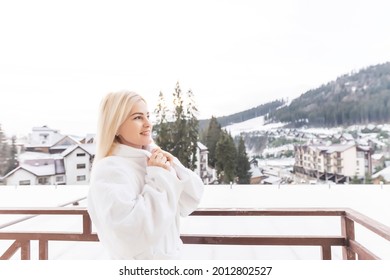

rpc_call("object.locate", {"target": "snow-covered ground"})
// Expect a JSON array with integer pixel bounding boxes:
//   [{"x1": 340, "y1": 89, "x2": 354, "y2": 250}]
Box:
[
  {"x1": 0, "y1": 184, "x2": 389, "y2": 260},
  {"x1": 223, "y1": 116, "x2": 285, "y2": 136}
]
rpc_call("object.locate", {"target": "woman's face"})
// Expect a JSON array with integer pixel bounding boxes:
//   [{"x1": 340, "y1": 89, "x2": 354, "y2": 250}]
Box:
[{"x1": 117, "y1": 100, "x2": 153, "y2": 149}]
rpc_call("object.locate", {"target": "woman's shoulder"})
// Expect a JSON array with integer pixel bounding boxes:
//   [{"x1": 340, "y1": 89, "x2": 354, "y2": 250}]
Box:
[
  {"x1": 92, "y1": 156, "x2": 130, "y2": 174},
  {"x1": 91, "y1": 156, "x2": 137, "y2": 184}
]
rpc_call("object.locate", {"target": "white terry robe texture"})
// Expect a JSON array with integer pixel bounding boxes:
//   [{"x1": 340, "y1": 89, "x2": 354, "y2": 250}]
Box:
[{"x1": 87, "y1": 144, "x2": 204, "y2": 259}]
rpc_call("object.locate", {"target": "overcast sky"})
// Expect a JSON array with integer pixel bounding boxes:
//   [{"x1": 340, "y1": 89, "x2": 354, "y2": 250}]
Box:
[{"x1": 1, "y1": 0, "x2": 390, "y2": 137}]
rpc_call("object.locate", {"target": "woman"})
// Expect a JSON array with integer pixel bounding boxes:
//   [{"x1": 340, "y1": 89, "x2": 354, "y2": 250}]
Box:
[{"x1": 87, "y1": 91, "x2": 204, "y2": 259}]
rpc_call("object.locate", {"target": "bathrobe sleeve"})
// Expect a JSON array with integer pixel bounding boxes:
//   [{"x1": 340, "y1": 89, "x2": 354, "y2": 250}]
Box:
[
  {"x1": 171, "y1": 158, "x2": 204, "y2": 217},
  {"x1": 88, "y1": 157, "x2": 186, "y2": 257}
]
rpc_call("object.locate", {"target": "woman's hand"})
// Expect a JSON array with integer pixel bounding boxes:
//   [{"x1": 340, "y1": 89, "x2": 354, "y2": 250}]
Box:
[{"x1": 147, "y1": 147, "x2": 174, "y2": 171}]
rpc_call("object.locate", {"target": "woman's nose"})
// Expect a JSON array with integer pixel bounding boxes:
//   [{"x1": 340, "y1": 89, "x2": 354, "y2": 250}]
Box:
[{"x1": 144, "y1": 118, "x2": 152, "y2": 127}]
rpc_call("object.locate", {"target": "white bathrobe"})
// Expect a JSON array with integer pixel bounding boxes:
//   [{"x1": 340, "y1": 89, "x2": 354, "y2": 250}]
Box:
[{"x1": 87, "y1": 144, "x2": 204, "y2": 259}]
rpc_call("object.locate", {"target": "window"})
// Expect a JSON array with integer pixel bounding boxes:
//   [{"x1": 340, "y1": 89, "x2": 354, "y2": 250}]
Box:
[
  {"x1": 77, "y1": 153, "x2": 86, "y2": 157},
  {"x1": 77, "y1": 164, "x2": 86, "y2": 169},
  {"x1": 56, "y1": 175, "x2": 65, "y2": 183},
  {"x1": 19, "y1": 180, "x2": 31, "y2": 185},
  {"x1": 77, "y1": 175, "x2": 86, "y2": 181},
  {"x1": 38, "y1": 177, "x2": 49, "y2": 185}
]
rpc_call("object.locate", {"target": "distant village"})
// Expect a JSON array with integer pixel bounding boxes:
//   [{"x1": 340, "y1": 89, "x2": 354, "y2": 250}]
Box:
[
  {"x1": 1, "y1": 124, "x2": 390, "y2": 186},
  {"x1": 248, "y1": 124, "x2": 390, "y2": 185}
]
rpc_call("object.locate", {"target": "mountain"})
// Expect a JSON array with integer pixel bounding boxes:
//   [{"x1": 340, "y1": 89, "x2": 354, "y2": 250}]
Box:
[
  {"x1": 267, "y1": 62, "x2": 390, "y2": 128},
  {"x1": 200, "y1": 62, "x2": 390, "y2": 131},
  {"x1": 199, "y1": 99, "x2": 285, "y2": 131}
]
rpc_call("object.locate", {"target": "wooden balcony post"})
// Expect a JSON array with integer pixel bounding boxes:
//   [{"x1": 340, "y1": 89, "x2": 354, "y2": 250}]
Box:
[
  {"x1": 341, "y1": 215, "x2": 356, "y2": 260},
  {"x1": 20, "y1": 240, "x2": 31, "y2": 260},
  {"x1": 321, "y1": 245, "x2": 332, "y2": 260},
  {"x1": 83, "y1": 212, "x2": 92, "y2": 235},
  {"x1": 39, "y1": 239, "x2": 48, "y2": 260}
]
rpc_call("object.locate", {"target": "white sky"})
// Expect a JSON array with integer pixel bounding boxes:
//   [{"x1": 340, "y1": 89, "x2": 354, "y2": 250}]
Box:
[{"x1": 1, "y1": 0, "x2": 390, "y2": 137}]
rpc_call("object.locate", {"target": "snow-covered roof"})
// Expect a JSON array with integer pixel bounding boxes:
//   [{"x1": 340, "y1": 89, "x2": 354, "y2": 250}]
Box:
[
  {"x1": 372, "y1": 166, "x2": 390, "y2": 182},
  {"x1": 369, "y1": 138, "x2": 386, "y2": 147},
  {"x1": 341, "y1": 133, "x2": 354, "y2": 141},
  {"x1": 262, "y1": 175, "x2": 282, "y2": 184},
  {"x1": 4, "y1": 164, "x2": 56, "y2": 178},
  {"x1": 372, "y1": 154, "x2": 384, "y2": 161},
  {"x1": 256, "y1": 158, "x2": 295, "y2": 167},
  {"x1": 52, "y1": 135, "x2": 80, "y2": 147},
  {"x1": 32, "y1": 126, "x2": 59, "y2": 133},
  {"x1": 80, "y1": 143, "x2": 95, "y2": 155},
  {"x1": 61, "y1": 145, "x2": 92, "y2": 157},
  {"x1": 197, "y1": 142, "x2": 208, "y2": 151},
  {"x1": 322, "y1": 143, "x2": 355, "y2": 153},
  {"x1": 18, "y1": 151, "x2": 57, "y2": 162},
  {"x1": 249, "y1": 165, "x2": 262, "y2": 178}
]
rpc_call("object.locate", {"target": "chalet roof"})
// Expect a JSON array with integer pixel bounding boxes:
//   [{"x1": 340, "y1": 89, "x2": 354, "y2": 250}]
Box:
[
  {"x1": 372, "y1": 166, "x2": 390, "y2": 182},
  {"x1": 262, "y1": 175, "x2": 282, "y2": 184},
  {"x1": 80, "y1": 143, "x2": 95, "y2": 156},
  {"x1": 51, "y1": 135, "x2": 80, "y2": 147},
  {"x1": 249, "y1": 164, "x2": 262, "y2": 178},
  {"x1": 323, "y1": 143, "x2": 355, "y2": 154},
  {"x1": 356, "y1": 145, "x2": 371, "y2": 152},
  {"x1": 18, "y1": 151, "x2": 57, "y2": 162},
  {"x1": 32, "y1": 126, "x2": 59, "y2": 133},
  {"x1": 372, "y1": 153, "x2": 384, "y2": 161},
  {"x1": 341, "y1": 133, "x2": 354, "y2": 141},
  {"x1": 81, "y1": 134, "x2": 95, "y2": 144},
  {"x1": 197, "y1": 142, "x2": 208, "y2": 151},
  {"x1": 61, "y1": 145, "x2": 92, "y2": 157},
  {"x1": 4, "y1": 164, "x2": 56, "y2": 178}
]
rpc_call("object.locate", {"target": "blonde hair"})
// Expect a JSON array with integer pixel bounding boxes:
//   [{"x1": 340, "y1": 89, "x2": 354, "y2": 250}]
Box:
[{"x1": 94, "y1": 91, "x2": 146, "y2": 162}]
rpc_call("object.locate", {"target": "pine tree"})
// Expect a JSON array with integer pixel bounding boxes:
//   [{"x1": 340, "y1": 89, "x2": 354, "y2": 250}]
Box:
[
  {"x1": 185, "y1": 89, "x2": 199, "y2": 170},
  {"x1": 0, "y1": 124, "x2": 9, "y2": 176},
  {"x1": 171, "y1": 82, "x2": 190, "y2": 167},
  {"x1": 154, "y1": 82, "x2": 200, "y2": 170},
  {"x1": 205, "y1": 116, "x2": 222, "y2": 168},
  {"x1": 5, "y1": 135, "x2": 18, "y2": 175},
  {"x1": 154, "y1": 91, "x2": 172, "y2": 152},
  {"x1": 236, "y1": 136, "x2": 252, "y2": 184},
  {"x1": 216, "y1": 130, "x2": 237, "y2": 184}
]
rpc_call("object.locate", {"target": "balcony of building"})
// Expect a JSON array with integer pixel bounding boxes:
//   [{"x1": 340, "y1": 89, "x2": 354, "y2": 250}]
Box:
[
  {"x1": 1, "y1": 206, "x2": 389, "y2": 260},
  {"x1": 1, "y1": 184, "x2": 389, "y2": 260}
]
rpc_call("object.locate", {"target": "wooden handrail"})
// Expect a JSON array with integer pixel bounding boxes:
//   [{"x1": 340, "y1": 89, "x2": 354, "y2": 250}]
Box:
[
  {"x1": 0, "y1": 207, "x2": 389, "y2": 260},
  {"x1": 0, "y1": 197, "x2": 86, "y2": 230},
  {"x1": 344, "y1": 208, "x2": 390, "y2": 242}
]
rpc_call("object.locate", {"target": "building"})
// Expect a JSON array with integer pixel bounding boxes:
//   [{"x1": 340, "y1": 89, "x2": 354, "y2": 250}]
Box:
[
  {"x1": 3, "y1": 144, "x2": 94, "y2": 186},
  {"x1": 61, "y1": 145, "x2": 94, "y2": 185},
  {"x1": 2, "y1": 126, "x2": 94, "y2": 186},
  {"x1": 294, "y1": 142, "x2": 372, "y2": 183},
  {"x1": 194, "y1": 142, "x2": 217, "y2": 184},
  {"x1": 4, "y1": 164, "x2": 60, "y2": 186}
]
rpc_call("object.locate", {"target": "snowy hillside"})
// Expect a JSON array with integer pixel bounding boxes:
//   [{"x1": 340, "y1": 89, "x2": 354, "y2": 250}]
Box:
[{"x1": 223, "y1": 116, "x2": 285, "y2": 136}]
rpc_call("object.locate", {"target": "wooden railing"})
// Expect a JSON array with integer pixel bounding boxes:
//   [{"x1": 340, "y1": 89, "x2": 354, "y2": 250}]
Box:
[{"x1": 0, "y1": 207, "x2": 389, "y2": 260}]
